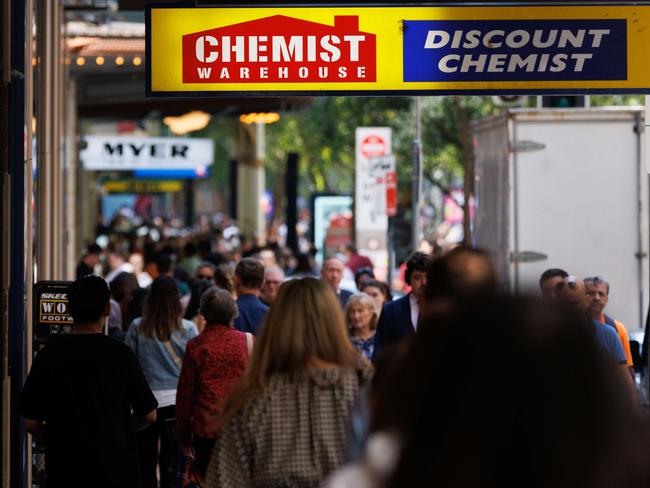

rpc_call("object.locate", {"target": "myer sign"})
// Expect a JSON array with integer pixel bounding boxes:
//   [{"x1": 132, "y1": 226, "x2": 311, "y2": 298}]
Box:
[{"x1": 80, "y1": 136, "x2": 214, "y2": 171}]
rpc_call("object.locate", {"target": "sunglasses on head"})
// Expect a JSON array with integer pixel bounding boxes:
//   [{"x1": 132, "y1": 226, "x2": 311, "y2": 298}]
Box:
[
  {"x1": 555, "y1": 275, "x2": 578, "y2": 291},
  {"x1": 555, "y1": 281, "x2": 577, "y2": 291}
]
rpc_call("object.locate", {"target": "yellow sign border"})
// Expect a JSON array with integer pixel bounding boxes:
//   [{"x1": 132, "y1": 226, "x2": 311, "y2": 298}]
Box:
[{"x1": 146, "y1": 4, "x2": 650, "y2": 95}]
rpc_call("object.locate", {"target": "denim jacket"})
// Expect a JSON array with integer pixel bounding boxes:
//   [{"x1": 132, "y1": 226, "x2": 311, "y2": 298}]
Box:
[{"x1": 125, "y1": 318, "x2": 198, "y2": 391}]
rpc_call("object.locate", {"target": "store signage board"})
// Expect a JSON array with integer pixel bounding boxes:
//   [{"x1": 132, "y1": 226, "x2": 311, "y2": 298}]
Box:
[
  {"x1": 147, "y1": 4, "x2": 650, "y2": 96},
  {"x1": 33, "y1": 281, "x2": 74, "y2": 339},
  {"x1": 103, "y1": 180, "x2": 184, "y2": 193},
  {"x1": 80, "y1": 136, "x2": 214, "y2": 170}
]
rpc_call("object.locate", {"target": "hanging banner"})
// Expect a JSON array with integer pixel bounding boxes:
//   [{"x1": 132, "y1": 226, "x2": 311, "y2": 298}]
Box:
[{"x1": 147, "y1": 4, "x2": 650, "y2": 96}]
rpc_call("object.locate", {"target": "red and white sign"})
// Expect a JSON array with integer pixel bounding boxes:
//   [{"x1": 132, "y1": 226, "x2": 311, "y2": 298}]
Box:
[
  {"x1": 386, "y1": 161, "x2": 398, "y2": 217},
  {"x1": 360, "y1": 135, "x2": 387, "y2": 159},
  {"x1": 182, "y1": 15, "x2": 377, "y2": 84},
  {"x1": 355, "y1": 127, "x2": 392, "y2": 238}
]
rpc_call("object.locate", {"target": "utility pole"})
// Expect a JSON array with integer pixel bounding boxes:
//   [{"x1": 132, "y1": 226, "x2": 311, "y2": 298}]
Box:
[{"x1": 411, "y1": 96, "x2": 423, "y2": 252}]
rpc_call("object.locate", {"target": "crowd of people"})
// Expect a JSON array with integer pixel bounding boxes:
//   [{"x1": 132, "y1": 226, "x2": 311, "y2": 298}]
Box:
[{"x1": 18, "y1": 238, "x2": 650, "y2": 488}]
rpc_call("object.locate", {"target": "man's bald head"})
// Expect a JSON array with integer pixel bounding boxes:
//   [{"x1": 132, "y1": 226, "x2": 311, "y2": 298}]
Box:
[{"x1": 556, "y1": 276, "x2": 589, "y2": 311}]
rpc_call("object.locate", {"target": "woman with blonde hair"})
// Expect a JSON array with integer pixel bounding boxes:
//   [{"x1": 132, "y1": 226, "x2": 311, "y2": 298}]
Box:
[
  {"x1": 205, "y1": 277, "x2": 371, "y2": 488},
  {"x1": 345, "y1": 293, "x2": 379, "y2": 360}
]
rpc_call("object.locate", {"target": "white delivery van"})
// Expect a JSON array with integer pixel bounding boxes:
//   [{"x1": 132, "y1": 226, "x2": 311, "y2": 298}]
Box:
[{"x1": 473, "y1": 107, "x2": 649, "y2": 332}]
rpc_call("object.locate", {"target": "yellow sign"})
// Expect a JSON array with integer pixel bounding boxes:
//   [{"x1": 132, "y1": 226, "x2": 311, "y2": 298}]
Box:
[
  {"x1": 39, "y1": 297, "x2": 73, "y2": 325},
  {"x1": 103, "y1": 180, "x2": 184, "y2": 193},
  {"x1": 147, "y1": 5, "x2": 650, "y2": 95}
]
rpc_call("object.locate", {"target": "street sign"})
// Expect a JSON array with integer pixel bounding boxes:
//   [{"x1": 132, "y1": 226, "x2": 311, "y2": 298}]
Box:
[
  {"x1": 80, "y1": 136, "x2": 214, "y2": 170},
  {"x1": 147, "y1": 5, "x2": 650, "y2": 96},
  {"x1": 385, "y1": 156, "x2": 397, "y2": 217},
  {"x1": 368, "y1": 154, "x2": 397, "y2": 218},
  {"x1": 356, "y1": 128, "x2": 391, "y2": 236},
  {"x1": 355, "y1": 128, "x2": 391, "y2": 280}
]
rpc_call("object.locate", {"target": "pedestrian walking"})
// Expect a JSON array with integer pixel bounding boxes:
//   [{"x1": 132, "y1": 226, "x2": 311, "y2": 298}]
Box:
[
  {"x1": 204, "y1": 278, "x2": 371, "y2": 488},
  {"x1": 321, "y1": 256, "x2": 354, "y2": 308},
  {"x1": 176, "y1": 288, "x2": 253, "y2": 483},
  {"x1": 329, "y1": 295, "x2": 650, "y2": 488},
  {"x1": 584, "y1": 275, "x2": 635, "y2": 375},
  {"x1": 125, "y1": 276, "x2": 199, "y2": 488},
  {"x1": 19, "y1": 275, "x2": 157, "y2": 488},
  {"x1": 346, "y1": 293, "x2": 378, "y2": 361},
  {"x1": 539, "y1": 268, "x2": 569, "y2": 299},
  {"x1": 76, "y1": 243, "x2": 102, "y2": 279},
  {"x1": 554, "y1": 276, "x2": 636, "y2": 399},
  {"x1": 372, "y1": 252, "x2": 433, "y2": 361},
  {"x1": 233, "y1": 258, "x2": 269, "y2": 335},
  {"x1": 260, "y1": 265, "x2": 284, "y2": 307},
  {"x1": 359, "y1": 280, "x2": 392, "y2": 315}
]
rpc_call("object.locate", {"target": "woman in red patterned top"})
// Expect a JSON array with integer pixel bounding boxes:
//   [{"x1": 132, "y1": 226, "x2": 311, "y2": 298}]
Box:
[{"x1": 175, "y1": 287, "x2": 254, "y2": 481}]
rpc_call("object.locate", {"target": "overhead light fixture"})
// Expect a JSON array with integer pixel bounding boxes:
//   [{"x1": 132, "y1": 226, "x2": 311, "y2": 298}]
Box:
[
  {"x1": 76, "y1": 57, "x2": 85, "y2": 66},
  {"x1": 95, "y1": 56, "x2": 105, "y2": 65},
  {"x1": 239, "y1": 112, "x2": 280, "y2": 125},
  {"x1": 163, "y1": 110, "x2": 211, "y2": 135},
  {"x1": 132, "y1": 56, "x2": 142, "y2": 66},
  {"x1": 115, "y1": 56, "x2": 125, "y2": 66}
]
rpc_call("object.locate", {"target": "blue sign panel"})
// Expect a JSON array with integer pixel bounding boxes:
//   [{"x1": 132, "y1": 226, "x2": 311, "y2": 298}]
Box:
[
  {"x1": 403, "y1": 19, "x2": 627, "y2": 82},
  {"x1": 133, "y1": 168, "x2": 210, "y2": 179}
]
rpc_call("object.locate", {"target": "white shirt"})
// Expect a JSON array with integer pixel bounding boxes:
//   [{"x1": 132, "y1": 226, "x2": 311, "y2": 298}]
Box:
[
  {"x1": 105, "y1": 262, "x2": 134, "y2": 283},
  {"x1": 153, "y1": 389, "x2": 176, "y2": 408},
  {"x1": 409, "y1": 293, "x2": 419, "y2": 331}
]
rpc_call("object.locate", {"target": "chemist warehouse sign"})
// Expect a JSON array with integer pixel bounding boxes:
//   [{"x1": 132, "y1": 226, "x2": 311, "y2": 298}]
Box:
[{"x1": 147, "y1": 5, "x2": 650, "y2": 95}]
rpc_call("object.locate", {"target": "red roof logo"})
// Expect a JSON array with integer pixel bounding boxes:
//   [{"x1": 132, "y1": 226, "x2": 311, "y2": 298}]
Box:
[{"x1": 182, "y1": 15, "x2": 377, "y2": 84}]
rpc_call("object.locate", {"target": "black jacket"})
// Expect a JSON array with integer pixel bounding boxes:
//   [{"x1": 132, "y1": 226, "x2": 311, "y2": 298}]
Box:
[{"x1": 372, "y1": 293, "x2": 414, "y2": 362}]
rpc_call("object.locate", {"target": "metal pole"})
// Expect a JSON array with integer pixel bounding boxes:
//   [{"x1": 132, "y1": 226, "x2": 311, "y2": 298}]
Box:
[
  {"x1": 285, "y1": 152, "x2": 299, "y2": 255},
  {"x1": 1, "y1": 1, "x2": 12, "y2": 483},
  {"x1": 36, "y1": 0, "x2": 54, "y2": 281},
  {"x1": 6, "y1": 0, "x2": 28, "y2": 484},
  {"x1": 63, "y1": 78, "x2": 78, "y2": 280},
  {"x1": 411, "y1": 96, "x2": 423, "y2": 252},
  {"x1": 51, "y1": 0, "x2": 62, "y2": 280},
  {"x1": 24, "y1": 0, "x2": 34, "y2": 484}
]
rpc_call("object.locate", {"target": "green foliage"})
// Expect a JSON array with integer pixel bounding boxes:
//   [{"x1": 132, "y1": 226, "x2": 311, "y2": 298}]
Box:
[
  {"x1": 265, "y1": 96, "x2": 500, "y2": 202},
  {"x1": 589, "y1": 95, "x2": 643, "y2": 107}
]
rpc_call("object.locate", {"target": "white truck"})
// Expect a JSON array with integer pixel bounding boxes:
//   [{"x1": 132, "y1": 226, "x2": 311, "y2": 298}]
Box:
[{"x1": 472, "y1": 107, "x2": 649, "y2": 333}]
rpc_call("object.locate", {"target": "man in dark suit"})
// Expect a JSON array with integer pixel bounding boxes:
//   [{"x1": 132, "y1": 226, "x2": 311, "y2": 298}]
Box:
[
  {"x1": 372, "y1": 252, "x2": 433, "y2": 362},
  {"x1": 321, "y1": 256, "x2": 353, "y2": 308}
]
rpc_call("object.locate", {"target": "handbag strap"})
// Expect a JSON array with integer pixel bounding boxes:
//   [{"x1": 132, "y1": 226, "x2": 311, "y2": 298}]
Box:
[
  {"x1": 245, "y1": 332, "x2": 254, "y2": 358},
  {"x1": 163, "y1": 339, "x2": 183, "y2": 370}
]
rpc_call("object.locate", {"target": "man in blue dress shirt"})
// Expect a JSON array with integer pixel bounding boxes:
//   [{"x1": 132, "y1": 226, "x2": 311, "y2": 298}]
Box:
[{"x1": 233, "y1": 258, "x2": 269, "y2": 335}]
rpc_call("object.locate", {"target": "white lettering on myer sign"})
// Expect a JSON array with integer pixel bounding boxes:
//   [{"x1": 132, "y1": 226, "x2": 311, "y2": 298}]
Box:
[
  {"x1": 80, "y1": 136, "x2": 215, "y2": 171},
  {"x1": 182, "y1": 15, "x2": 377, "y2": 83}
]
